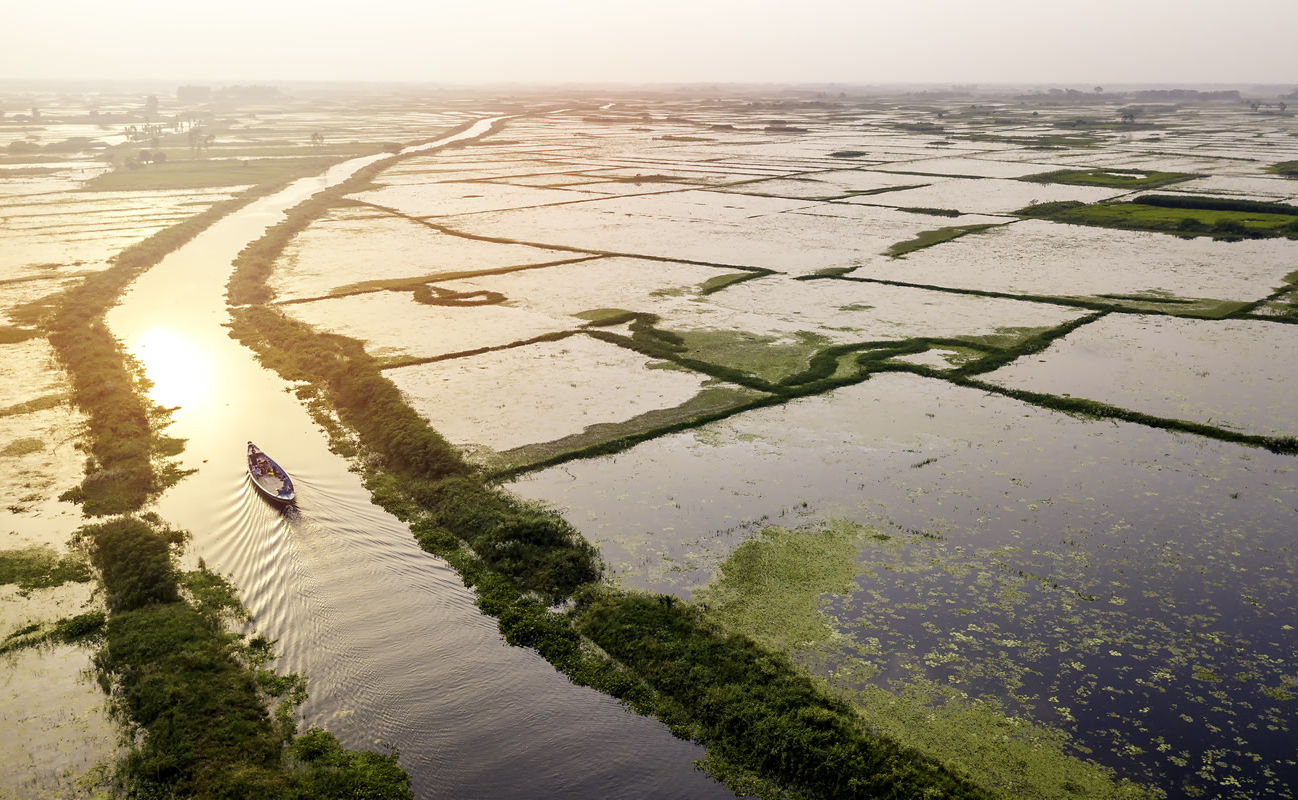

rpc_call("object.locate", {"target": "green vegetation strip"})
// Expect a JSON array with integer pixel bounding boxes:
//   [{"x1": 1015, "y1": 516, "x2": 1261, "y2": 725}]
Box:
[
  {"x1": 576, "y1": 591, "x2": 995, "y2": 800},
  {"x1": 885, "y1": 223, "x2": 1000, "y2": 257},
  {"x1": 80, "y1": 515, "x2": 410, "y2": 798},
  {"x1": 1018, "y1": 169, "x2": 1197, "y2": 189},
  {"x1": 1016, "y1": 197, "x2": 1298, "y2": 240},
  {"x1": 0, "y1": 611, "x2": 104, "y2": 656},
  {"x1": 0, "y1": 395, "x2": 65, "y2": 418}
]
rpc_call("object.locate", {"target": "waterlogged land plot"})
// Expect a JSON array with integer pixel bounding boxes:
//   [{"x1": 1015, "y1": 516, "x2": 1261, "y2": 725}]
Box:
[
  {"x1": 509, "y1": 373, "x2": 1298, "y2": 798},
  {"x1": 859, "y1": 217, "x2": 1296, "y2": 302},
  {"x1": 986, "y1": 314, "x2": 1298, "y2": 438},
  {"x1": 388, "y1": 335, "x2": 712, "y2": 459},
  {"x1": 267, "y1": 206, "x2": 580, "y2": 301}
]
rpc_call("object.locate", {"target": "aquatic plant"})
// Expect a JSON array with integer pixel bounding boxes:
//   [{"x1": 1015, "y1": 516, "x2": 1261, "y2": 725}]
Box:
[{"x1": 0, "y1": 545, "x2": 90, "y2": 591}]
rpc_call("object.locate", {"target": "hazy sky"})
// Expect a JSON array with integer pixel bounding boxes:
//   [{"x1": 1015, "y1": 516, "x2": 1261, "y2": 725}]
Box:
[{"x1": 5, "y1": 0, "x2": 1296, "y2": 86}]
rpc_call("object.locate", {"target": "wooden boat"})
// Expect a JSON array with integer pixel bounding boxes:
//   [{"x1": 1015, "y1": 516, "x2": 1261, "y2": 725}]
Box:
[{"x1": 247, "y1": 441, "x2": 296, "y2": 504}]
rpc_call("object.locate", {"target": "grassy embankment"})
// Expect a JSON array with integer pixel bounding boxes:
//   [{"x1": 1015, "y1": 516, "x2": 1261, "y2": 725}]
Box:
[
  {"x1": 224, "y1": 135, "x2": 1008, "y2": 800},
  {"x1": 1016, "y1": 195, "x2": 1298, "y2": 240},
  {"x1": 81, "y1": 515, "x2": 411, "y2": 798},
  {"x1": 9, "y1": 139, "x2": 429, "y2": 794}
]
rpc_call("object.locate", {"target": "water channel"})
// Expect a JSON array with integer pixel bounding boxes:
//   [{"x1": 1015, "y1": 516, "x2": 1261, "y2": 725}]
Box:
[{"x1": 104, "y1": 120, "x2": 732, "y2": 799}]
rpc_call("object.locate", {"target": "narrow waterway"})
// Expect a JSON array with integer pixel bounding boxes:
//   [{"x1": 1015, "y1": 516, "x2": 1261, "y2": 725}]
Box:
[{"x1": 105, "y1": 120, "x2": 732, "y2": 799}]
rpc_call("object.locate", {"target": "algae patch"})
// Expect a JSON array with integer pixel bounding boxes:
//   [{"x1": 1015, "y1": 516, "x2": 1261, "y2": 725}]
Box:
[
  {"x1": 695, "y1": 520, "x2": 865, "y2": 652},
  {"x1": 695, "y1": 521, "x2": 1163, "y2": 800}
]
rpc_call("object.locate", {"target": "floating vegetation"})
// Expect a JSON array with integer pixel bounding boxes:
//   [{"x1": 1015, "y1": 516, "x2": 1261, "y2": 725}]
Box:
[
  {"x1": 697, "y1": 522, "x2": 1161, "y2": 800},
  {"x1": 0, "y1": 545, "x2": 92, "y2": 593}
]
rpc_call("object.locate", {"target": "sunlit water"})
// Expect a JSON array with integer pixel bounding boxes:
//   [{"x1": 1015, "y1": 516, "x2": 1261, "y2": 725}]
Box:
[{"x1": 104, "y1": 121, "x2": 731, "y2": 799}]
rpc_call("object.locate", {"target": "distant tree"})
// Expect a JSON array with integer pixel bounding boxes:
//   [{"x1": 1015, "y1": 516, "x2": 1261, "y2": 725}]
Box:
[
  {"x1": 1281, "y1": 102, "x2": 1288, "y2": 113},
  {"x1": 1094, "y1": 86, "x2": 1104, "y2": 94},
  {"x1": 1250, "y1": 101, "x2": 1261, "y2": 111}
]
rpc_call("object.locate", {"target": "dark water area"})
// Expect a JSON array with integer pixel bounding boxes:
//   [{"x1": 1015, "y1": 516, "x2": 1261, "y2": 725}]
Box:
[
  {"x1": 511, "y1": 373, "x2": 1298, "y2": 799},
  {"x1": 103, "y1": 125, "x2": 733, "y2": 799}
]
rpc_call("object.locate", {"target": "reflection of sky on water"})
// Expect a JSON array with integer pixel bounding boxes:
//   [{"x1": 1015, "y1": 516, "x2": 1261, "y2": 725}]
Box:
[
  {"x1": 510, "y1": 372, "x2": 1298, "y2": 797},
  {"x1": 130, "y1": 326, "x2": 215, "y2": 412}
]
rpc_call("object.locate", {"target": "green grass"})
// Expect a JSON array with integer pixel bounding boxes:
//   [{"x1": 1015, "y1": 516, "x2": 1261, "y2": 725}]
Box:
[
  {"x1": 1019, "y1": 168, "x2": 1197, "y2": 189},
  {"x1": 898, "y1": 206, "x2": 963, "y2": 217},
  {"x1": 885, "y1": 224, "x2": 1000, "y2": 257},
  {"x1": 699, "y1": 270, "x2": 769, "y2": 295},
  {"x1": 1016, "y1": 199, "x2": 1298, "y2": 240}
]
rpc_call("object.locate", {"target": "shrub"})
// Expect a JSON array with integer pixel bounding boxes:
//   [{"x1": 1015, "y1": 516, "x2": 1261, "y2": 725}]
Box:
[{"x1": 1133, "y1": 194, "x2": 1298, "y2": 215}]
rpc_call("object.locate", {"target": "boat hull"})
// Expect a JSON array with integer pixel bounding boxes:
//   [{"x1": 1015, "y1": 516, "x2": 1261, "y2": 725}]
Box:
[{"x1": 247, "y1": 442, "x2": 296, "y2": 504}]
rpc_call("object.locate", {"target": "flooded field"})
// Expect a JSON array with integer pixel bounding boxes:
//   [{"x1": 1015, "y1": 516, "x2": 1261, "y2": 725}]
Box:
[{"x1": 4, "y1": 85, "x2": 1297, "y2": 798}]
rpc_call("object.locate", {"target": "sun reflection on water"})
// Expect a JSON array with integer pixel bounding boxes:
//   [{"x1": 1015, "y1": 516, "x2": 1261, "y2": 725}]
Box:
[{"x1": 134, "y1": 326, "x2": 212, "y2": 410}]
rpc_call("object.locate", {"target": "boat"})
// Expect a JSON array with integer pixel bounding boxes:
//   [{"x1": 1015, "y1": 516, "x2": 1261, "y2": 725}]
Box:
[{"x1": 247, "y1": 441, "x2": 296, "y2": 504}]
